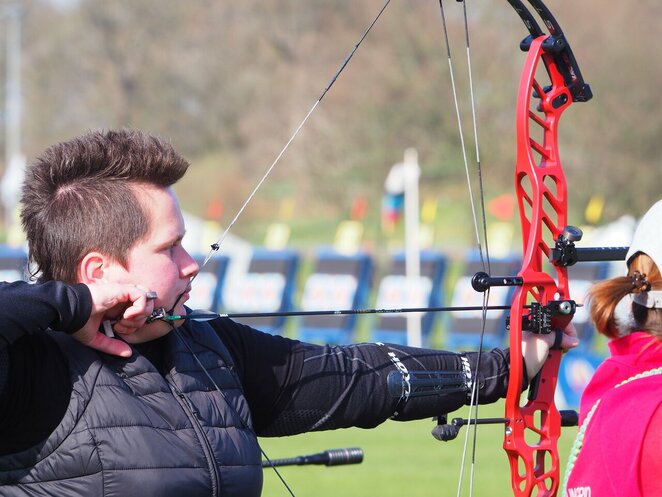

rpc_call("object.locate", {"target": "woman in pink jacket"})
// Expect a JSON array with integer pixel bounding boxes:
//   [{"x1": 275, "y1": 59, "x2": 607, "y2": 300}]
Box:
[{"x1": 563, "y1": 200, "x2": 662, "y2": 497}]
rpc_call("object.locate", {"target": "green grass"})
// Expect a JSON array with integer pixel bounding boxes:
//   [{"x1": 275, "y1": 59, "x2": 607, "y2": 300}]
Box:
[{"x1": 260, "y1": 401, "x2": 576, "y2": 497}]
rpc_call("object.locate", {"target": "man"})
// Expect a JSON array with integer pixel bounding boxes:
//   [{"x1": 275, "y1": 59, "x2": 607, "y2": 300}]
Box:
[{"x1": 0, "y1": 129, "x2": 577, "y2": 496}]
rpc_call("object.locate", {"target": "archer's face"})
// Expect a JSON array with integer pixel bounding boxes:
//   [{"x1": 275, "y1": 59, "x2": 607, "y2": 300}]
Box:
[{"x1": 105, "y1": 185, "x2": 199, "y2": 342}]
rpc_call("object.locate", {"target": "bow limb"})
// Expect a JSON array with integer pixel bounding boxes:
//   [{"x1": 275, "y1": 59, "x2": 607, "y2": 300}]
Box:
[{"x1": 504, "y1": 13, "x2": 589, "y2": 495}]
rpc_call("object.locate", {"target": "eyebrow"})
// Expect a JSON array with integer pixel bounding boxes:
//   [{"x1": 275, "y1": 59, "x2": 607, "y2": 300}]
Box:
[{"x1": 156, "y1": 229, "x2": 186, "y2": 249}]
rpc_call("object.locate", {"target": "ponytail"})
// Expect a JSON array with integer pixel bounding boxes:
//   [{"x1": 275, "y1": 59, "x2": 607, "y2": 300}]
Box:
[{"x1": 588, "y1": 253, "x2": 662, "y2": 339}]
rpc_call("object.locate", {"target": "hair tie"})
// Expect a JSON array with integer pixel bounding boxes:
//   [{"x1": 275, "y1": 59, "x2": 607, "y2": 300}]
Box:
[{"x1": 631, "y1": 271, "x2": 651, "y2": 293}]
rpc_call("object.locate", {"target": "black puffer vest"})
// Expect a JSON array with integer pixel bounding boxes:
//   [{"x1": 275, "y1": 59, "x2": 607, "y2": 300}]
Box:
[{"x1": 0, "y1": 321, "x2": 263, "y2": 497}]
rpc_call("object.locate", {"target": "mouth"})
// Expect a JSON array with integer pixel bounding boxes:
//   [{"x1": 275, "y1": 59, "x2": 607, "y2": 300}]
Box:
[{"x1": 175, "y1": 286, "x2": 191, "y2": 306}]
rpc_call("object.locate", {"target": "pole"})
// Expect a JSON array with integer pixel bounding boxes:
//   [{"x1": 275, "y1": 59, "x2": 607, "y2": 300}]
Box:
[{"x1": 403, "y1": 148, "x2": 422, "y2": 347}]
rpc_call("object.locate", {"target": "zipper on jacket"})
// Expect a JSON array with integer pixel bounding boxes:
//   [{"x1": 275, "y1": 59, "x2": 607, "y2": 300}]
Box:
[{"x1": 171, "y1": 385, "x2": 221, "y2": 497}]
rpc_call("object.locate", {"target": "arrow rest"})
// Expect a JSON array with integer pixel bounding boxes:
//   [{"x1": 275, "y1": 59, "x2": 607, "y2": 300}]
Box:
[{"x1": 507, "y1": 300, "x2": 576, "y2": 336}]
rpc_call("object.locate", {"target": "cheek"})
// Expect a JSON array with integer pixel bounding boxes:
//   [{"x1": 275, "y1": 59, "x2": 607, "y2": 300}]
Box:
[
  {"x1": 146, "y1": 260, "x2": 180, "y2": 288},
  {"x1": 124, "y1": 253, "x2": 178, "y2": 289}
]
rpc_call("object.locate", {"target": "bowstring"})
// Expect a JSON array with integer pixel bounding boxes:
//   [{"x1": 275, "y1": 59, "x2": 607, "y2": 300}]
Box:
[
  {"x1": 437, "y1": 1, "x2": 491, "y2": 496},
  {"x1": 437, "y1": 0, "x2": 487, "y2": 269},
  {"x1": 458, "y1": 1, "x2": 494, "y2": 494},
  {"x1": 461, "y1": 0, "x2": 491, "y2": 275}
]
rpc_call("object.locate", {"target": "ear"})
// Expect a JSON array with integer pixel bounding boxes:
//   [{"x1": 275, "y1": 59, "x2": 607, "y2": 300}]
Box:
[{"x1": 77, "y1": 252, "x2": 112, "y2": 284}]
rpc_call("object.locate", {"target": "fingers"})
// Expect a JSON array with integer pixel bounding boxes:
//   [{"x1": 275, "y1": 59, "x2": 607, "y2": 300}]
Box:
[
  {"x1": 560, "y1": 332, "x2": 580, "y2": 350},
  {"x1": 90, "y1": 334, "x2": 133, "y2": 358},
  {"x1": 120, "y1": 287, "x2": 156, "y2": 321},
  {"x1": 103, "y1": 286, "x2": 157, "y2": 337},
  {"x1": 556, "y1": 323, "x2": 580, "y2": 351},
  {"x1": 74, "y1": 283, "x2": 160, "y2": 357},
  {"x1": 521, "y1": 323, "x2": 581, "y2": 380},
  {"x1": 521, "y1": 331, "x2": 551, "y2": 380},
  {"x1": 71, "y1": 325, "x2": 133, "y2": 358},
  {"x1": 87, "y1": 283, "x2": 155, "y2": 320},
  {"x1": 535, "y1": 323, "x2": 580, "y2": 351}
]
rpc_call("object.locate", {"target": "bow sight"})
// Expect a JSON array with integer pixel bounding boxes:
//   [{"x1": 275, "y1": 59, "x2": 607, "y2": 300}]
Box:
[{"x1": 471, "y1": 226, "x2": 626, "y2": 336}]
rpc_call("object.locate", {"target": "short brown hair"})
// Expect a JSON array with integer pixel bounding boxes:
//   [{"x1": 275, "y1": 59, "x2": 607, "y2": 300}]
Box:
[{"x1": 20, "y1": 129, "x2": 189, "y2": 282}]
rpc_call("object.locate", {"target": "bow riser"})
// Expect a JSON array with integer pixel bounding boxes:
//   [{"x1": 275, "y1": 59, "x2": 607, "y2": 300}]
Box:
[{"x1": 505, "y1": 33, "x2": 575, "y2": 497}]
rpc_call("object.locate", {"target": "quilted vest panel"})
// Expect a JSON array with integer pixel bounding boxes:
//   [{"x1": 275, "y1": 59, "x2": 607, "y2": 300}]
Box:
[{"x1": 0, "y1": 321, "x2": 263, "y2": 497}]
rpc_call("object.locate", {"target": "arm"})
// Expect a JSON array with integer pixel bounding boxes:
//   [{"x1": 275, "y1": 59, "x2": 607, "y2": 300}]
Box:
[
  {"x1": 0, "y1": 280, "x2": 153, "y2": 351},
  {"x1": 0, "y1": 279, "x2": 157, "y2": 358},
  {"x1": 0, "y1": 280, "x2": 92, "y2": 351},
  {"x1": 214, "y1": 318, "x2": 513, "y2": 436}
]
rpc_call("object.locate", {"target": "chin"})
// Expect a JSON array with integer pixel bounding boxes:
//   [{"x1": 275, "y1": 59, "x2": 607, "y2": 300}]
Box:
[{"x1": 123, "y1": 321, "x2": 173, "y2": 344}]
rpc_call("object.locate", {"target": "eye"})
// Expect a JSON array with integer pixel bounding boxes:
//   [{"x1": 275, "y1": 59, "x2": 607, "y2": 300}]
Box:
[
  {"x1": 159, "y1": 241, "x2": 177, "y2": 254},
  {"x1": 168, "y1": 239, "x2": 184, "y2": 253},
  {"x1": 160, "y1": 235, "x2": 185, "y2": 254}
]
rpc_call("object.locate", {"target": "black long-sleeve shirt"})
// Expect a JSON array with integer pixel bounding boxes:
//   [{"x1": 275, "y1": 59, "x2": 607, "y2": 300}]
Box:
[{"x1": 0, "y1": 281, "x2": 514, "y2": 456}]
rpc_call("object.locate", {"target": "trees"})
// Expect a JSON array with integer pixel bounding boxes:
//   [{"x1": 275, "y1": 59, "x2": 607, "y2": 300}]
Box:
[{"x1": 2, "y1": 0, "x2": 660, "y2": 236}]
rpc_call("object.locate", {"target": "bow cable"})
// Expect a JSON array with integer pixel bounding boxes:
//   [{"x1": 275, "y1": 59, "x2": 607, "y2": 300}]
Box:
[
  {"x1": 457, "y1": 2, "x2": 494, "y2": 495},
  {"x1": 436, "y1": 2, "x2": 494, "y2": 496},
  {"x1": 437, "y1": 0, "x2": 489, "y2": 271}
]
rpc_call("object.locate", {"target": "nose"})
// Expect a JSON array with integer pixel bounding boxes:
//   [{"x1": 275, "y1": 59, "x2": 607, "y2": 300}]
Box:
[{"x1": 177, "y1": 246, "x2": 200, "y2": 279}]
